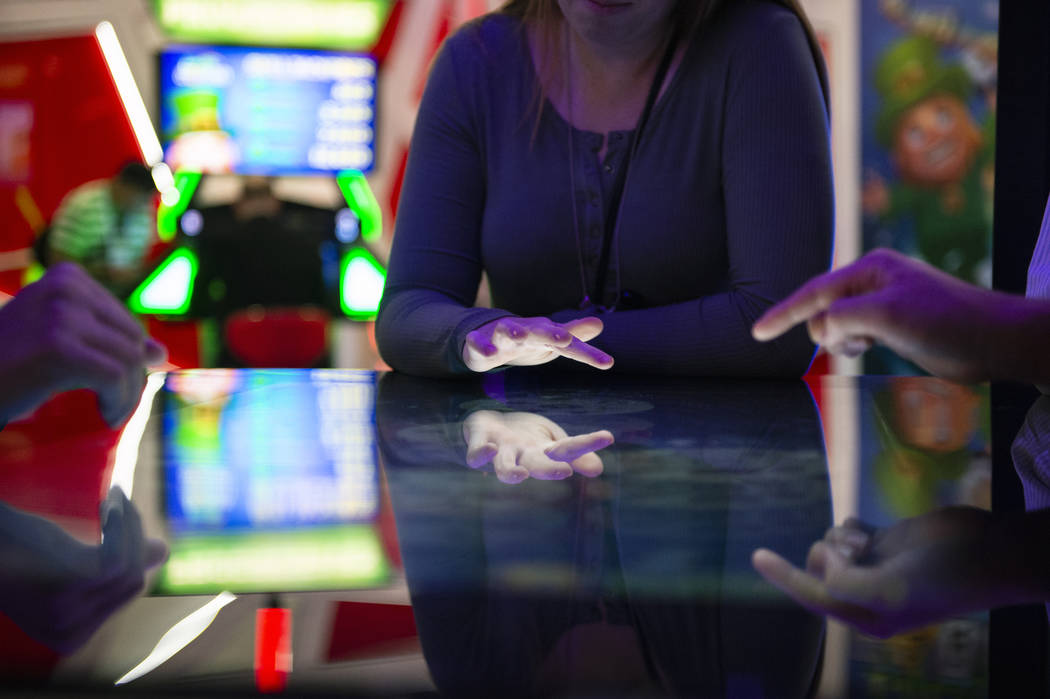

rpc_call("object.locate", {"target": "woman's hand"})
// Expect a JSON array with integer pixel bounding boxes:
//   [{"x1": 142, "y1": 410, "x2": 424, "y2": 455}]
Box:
[
  {"x1": 462, "y1": 316, "x2": 614, "y2": 372},
  {"x1": 462, "y1": 410, "x2": 614, "y2": 484}
]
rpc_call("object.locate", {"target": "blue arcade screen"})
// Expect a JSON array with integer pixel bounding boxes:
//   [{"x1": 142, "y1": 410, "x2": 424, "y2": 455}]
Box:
[
  {"x1": 154, "y1": 369, "x2": 389, "y2": 594},
  {"x1": 158, "y1": 45, "x2": 377, "y2": 175}
]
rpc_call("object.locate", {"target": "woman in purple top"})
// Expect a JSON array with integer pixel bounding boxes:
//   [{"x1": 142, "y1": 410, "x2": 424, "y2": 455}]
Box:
[{"x1": 377, "y1": 0, "x2": 833, "y2": 377}]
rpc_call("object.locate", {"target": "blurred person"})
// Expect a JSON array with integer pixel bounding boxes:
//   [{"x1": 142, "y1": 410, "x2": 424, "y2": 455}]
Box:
[
  {"x1": 232, "y1": 175, "x2": 281, "y2": 224},
  {"x1": 46, "y1": 161, "x2": 157, "y2": 298},
  {"x1": 748, "y1": 240, "x2": 1050, "y2": 637},
  {"x1": 376, "y1": 0, "x2": 833, "y2": 378}
]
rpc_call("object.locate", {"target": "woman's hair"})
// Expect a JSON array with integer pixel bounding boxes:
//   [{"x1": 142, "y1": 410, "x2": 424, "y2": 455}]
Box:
[{"x1": 500, "y1": 0, "x2": 830, "y2": 135}]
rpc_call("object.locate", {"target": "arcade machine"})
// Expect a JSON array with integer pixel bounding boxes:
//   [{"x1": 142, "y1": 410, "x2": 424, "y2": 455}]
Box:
[{"x1": 132, "y1": 42, "x2": 387, "y2": 369}]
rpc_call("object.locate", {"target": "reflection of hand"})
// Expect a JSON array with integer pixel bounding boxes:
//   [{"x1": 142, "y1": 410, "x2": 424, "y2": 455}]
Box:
[
  {"x1": 752, "y1": 507, "x2": 1034, "y2": 638},
  {"x1": 463, "y1": 316, "x2": 614, "y2": 373},
  {"x1": 0, "y1": 488, "x2": 168, "y2": 654},
  {"x1": 0, "y1": 263, "x2": 167, "y2": 426},
  {"x1": 752, "y1": 249, "x2": 1047, "y2": 383},
  {"x1": 462, "y1": 410, "x2": 614, "y2": 484}
]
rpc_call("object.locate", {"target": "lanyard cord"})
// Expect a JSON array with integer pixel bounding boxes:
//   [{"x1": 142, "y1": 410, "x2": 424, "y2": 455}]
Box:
[{"x1": 567, "y1": 24, "x2": 681, "y2": 312}]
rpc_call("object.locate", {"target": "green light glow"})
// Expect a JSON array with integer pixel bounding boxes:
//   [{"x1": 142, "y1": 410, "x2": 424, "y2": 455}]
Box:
[
  {"x1": 154, "y1": 0, "x2": 393, "y2": 51},
  {"x1": 154, "y1": 526, "x2": 389, "y2": 594},
  {"x1": 157, "y1": 171, "x2": 202, "y2": 242},
  {"x1": 129, "y1": 248, "x2": 199, "y2": 315},
  {"x1": 336, "y1": 170, "x2": 382, "y2": 242},
  {"x1": 340, "y1": 248, "x2": 386, "y2": 320}
]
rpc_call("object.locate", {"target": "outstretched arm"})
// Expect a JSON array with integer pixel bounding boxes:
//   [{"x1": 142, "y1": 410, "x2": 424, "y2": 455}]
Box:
[{"x1": 752, "y1": 248, "x2": 1050, "y2": 384}]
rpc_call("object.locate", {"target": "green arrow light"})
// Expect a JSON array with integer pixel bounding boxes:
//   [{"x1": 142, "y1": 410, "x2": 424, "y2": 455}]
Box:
[
  {"x1": 340, "y1": 248, "x2": 386, "y2": 320},
  {"x1": 336, "y1": 170, "x2": 382, "y2": 242},
  {"x1": 129, "y1": 248, "x2": 199, "y2": 315}
]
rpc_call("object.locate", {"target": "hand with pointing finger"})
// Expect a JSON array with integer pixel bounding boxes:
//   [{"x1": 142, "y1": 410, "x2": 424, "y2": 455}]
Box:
[
  {"x1": 751, "y1": 248, "x2": 1050, "y2": 384},
  {"x1": 752, "y1": 507, "x2": 1039, "y2": 639},
  {"x1": 462, "y1": 316, "x2": 614, "y2": 373},
  {"x1": 462, "y1": 410, "x2": 614, "y2": 484}
]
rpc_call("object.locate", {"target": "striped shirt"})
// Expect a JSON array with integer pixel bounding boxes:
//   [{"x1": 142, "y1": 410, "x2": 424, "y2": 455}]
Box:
[{"x1": 49, "y1": 179, "x2": 153, "y2": 272}]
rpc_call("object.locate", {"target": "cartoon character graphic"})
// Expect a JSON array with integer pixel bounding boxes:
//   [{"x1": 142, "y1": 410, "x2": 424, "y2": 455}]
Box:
[
  {"x1": 872, "y1": 378, "x2": 989, "y2": 518},
  {"x1": 863, "y1": 35, "x2": 993, "y2": 285},
  {"x1": 165, "y1": 88, "x2": 239, "y2": 174}
]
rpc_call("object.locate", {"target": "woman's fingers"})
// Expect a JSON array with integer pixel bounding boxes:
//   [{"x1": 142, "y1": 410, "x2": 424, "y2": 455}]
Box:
[
  {"x1": 562, "y1": 317, "x2": 604, "y2": 343},
  {"x1": 517, "y1": 449, "x2": 573, "y2": 480},
  {"x1": 568, "y1": 452, "x2": 604, "y2": 478},
  {"x1": 462, "y1": 316, "x2": 615, "y2": 371},
  {"x1": 555, "y1": 337, "x2": 614, "y2": 369},
  {"x1": 545, "y1": 430, "x2": 614, "y2": 462},
  {"x1": 493, "y1": 447, "x2": 529, "y2": 484},
  {"x1": 465, "y1": 440, "x2": 499, "y2": 469},
  {"x1": 545, "y1": 430, "x2": 612, "y2": 478}
]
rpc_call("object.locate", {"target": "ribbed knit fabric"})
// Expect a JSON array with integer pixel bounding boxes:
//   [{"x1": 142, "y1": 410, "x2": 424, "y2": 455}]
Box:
[
  {"x1": 377, "y1": 1, "x2": 833, "y2": 377},
  {"x1": 1011, "y1": 397, "x2": 1050, "y2": 512},
  {"x1": 1026, "y1": 194, "x2": 1050, "y2": 301}
]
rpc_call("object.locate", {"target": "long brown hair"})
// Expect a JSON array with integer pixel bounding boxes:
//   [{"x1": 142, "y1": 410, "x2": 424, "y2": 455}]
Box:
[{"x1": 500, "y1": 0, "x2": 830, "y2": 130}]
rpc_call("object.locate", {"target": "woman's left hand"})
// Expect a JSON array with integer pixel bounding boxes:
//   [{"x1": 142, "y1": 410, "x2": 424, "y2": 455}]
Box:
[
  {"x1": 462, "y1": 316, "x2": 614, "y2": 372},
  {"x1": 462, "y1": 410, "x2": 614, "y2": 484}
]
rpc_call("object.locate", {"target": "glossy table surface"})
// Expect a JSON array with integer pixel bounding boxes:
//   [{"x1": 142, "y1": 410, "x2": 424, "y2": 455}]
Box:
[{"x1": 0, "y1": 369, "x2": 997, "y2": 697}]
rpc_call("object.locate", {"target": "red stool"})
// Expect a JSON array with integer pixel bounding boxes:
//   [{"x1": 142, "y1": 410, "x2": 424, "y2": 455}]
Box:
[{"x1": 224, "y1": 306, "x2": 330, "y2": 368}]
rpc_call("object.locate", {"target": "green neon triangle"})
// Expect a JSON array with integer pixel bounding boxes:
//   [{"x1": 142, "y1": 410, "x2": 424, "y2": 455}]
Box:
[
  {"x1": 157, "y1": 171, "x2": 202, "y2": 242},
  {"x1": 340, "y1": 248, "x2": 386, "y2": 320},
  {"x1": 129, "y1": 248, "x2": 198, "y2": 315},
  {"x1": 336, "y1": 170, "x2": 382, "y2": 242}
]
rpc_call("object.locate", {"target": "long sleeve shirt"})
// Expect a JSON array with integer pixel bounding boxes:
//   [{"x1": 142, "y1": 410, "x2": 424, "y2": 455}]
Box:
[{"x1": 377, "y1": 0, "x2": 834, "y2": 377}]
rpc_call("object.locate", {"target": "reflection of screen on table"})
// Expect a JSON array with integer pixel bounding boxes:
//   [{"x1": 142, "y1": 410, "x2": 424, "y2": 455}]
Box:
[
  {"x1": 153, "y1": 369, "x2": 389, "y2": 594},
  {"x1": 158, "y1": 44, "x2": 377, "y2": 175}
]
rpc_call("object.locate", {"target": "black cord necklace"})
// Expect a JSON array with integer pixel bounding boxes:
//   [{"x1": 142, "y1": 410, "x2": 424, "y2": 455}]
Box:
[{"x1": 566, "y1": 24, "x2": 681, "y2": 314}]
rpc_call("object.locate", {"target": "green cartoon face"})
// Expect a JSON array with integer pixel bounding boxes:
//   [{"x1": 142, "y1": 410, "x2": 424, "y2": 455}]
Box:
[{"x1": 892, "y1": 94, "x2": 981, "y2": 186}]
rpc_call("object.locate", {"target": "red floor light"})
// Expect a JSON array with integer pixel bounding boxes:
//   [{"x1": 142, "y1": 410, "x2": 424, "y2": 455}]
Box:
[{"x1": 254, "y1": 607, "x2": 292, "y2": 693}]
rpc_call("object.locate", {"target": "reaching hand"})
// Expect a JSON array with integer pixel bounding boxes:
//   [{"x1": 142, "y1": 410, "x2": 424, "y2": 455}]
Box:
[
  {"x1": 462, "y1": 316, "x2": 614, "y2": 372},
  {"x1": 0, "y1": 488, "x2": 168, "y2": 654},
  {"x1": 462, "y1": 410, "x2": 614, "y2": 484},
  {"x1": 752, "y1": 507, "x2": 1026, "y2": 638},
  {"x1": 751, "y1": 249, "x2": 1030, "y2": 383},
  {"x1": 0, "y1": 263, "x2": 167, "y2": 427}
]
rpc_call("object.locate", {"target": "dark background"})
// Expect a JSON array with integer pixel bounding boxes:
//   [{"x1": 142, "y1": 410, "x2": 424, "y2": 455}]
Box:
[{"x1": 990, "y1": 0, "x2": 1050, "y2": 694}]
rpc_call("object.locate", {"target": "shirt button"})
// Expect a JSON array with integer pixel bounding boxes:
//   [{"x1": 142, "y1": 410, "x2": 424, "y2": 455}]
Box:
[
  {"x1": 589, "y1": 193, "x2": 599, "y2": 206},
  {"x1": 590, "y1": 225, "x2": 600, "y2": 237},
  {"x1": 604, "y1": 164, "x2": 614, "y2": 174}
]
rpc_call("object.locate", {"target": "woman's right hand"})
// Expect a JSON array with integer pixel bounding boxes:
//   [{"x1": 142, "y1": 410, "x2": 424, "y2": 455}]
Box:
[
  {"x1": 463, "y1": 410, "x2": 614, "y2": 484},
  {"x1": 462, "y1": 316, "x2": 614, "y2": 372}
]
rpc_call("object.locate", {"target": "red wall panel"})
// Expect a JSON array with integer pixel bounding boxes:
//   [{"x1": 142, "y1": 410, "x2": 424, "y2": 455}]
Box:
[{"x1": 0, "y1": 33, "x2": 141, "y2": 294}]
